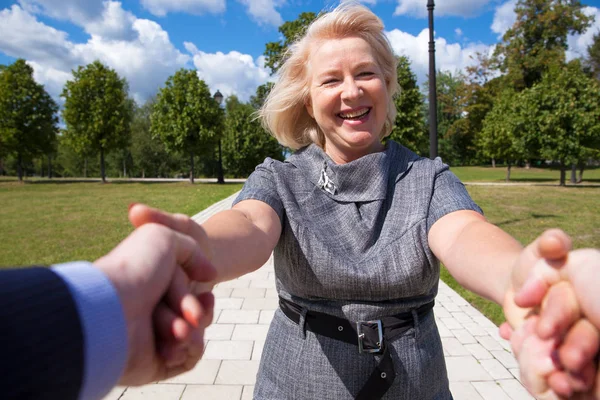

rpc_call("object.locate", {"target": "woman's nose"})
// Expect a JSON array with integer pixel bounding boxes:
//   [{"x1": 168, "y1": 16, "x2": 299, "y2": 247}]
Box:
[{"x1": 341, "y1": 79, "x2": 362, "y2": 101}]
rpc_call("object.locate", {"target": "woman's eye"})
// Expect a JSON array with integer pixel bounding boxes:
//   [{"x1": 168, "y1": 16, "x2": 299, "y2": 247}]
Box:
[
  {"x1": 359, "y1": 71, "x2": 374, "y2": 77},
  {"x1": 322, "y1": 79, "x2": 339, "y2": 85}
]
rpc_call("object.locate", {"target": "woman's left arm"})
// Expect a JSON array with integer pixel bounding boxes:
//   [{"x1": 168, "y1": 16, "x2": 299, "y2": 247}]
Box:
[{"x1": 428, "y1": 210, "x2": 554, "y2": 326}]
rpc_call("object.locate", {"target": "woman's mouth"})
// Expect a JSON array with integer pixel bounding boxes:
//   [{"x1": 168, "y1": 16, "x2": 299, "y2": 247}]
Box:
[{"x1": 337, "y1": 107, "x2": 371, "y2": 121}]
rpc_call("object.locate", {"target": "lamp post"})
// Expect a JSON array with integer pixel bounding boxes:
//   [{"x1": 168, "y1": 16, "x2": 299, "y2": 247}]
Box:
[
  {"x1": 427, "y1": 0, "x2": 438, "y2": 160},
  {"x1": 213, "y1": 90, "x2": 225, "y2": 184}
]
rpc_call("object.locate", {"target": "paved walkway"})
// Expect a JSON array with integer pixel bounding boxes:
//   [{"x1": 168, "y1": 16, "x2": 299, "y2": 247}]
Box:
[{"x1": 103, "y1": 193, "x2": 534, "y2": 400}]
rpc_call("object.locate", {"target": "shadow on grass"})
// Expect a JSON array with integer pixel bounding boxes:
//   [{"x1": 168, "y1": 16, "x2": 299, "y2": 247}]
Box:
[
  {"x1": 22, "y1": 179, "x2": 241, "y2": 186},
  {"x1": 496, "y1": 213, "x2": 559, "y2": 227}
]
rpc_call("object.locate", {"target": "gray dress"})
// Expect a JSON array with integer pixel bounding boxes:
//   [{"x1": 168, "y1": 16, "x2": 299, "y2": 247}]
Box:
[{"x1": 233, "y1": 140, "x2": 483, "y2": 399}]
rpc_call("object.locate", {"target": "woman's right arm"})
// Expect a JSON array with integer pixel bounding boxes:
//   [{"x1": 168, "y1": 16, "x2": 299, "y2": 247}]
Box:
[{"x1": 129, "y1": 200, "x2": 282, "y2": 283}]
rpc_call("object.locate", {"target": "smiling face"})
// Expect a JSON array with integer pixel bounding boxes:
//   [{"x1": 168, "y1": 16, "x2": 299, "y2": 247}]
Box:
[{"x1": 305, "y1": 36, "x2": 389, "y2": 164}]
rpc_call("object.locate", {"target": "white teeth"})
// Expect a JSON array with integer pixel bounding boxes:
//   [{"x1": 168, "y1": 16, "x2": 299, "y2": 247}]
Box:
[{"x1": 339, "y1": 108, "x2": 369, "y2": 119}]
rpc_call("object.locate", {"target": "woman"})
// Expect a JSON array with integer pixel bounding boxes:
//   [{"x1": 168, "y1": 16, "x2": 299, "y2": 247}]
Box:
[{"x1": 130, "y1": 3, "x2": 597, "y2": 399}]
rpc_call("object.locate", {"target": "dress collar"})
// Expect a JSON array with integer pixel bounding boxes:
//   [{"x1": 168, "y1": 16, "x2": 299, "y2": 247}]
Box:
[{"x1": 286, "y1": 140, "x2": 415, "y2": 202}]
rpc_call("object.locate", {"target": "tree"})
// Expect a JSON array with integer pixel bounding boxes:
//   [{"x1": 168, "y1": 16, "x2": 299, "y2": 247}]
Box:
[
  {"x1": 264, "y1": 12, "x2": 317, "y2": 74},
  {"x1": 151, "y1": 69, "x2": 222, "y2": 183},
  {"x1": 585, "y1": 31, "x2": 600, "y2": 81},
  {"x1": 61, "y1": 61, "x2": 133, "y2": 183},
  {"x1": 479, "y1": 90, "x2": 528, "y2": 181},
  {"x1": 519, "y1": 61, "x2": 600, "y2": 185},
  {"x1": 222, "y1": 95, "x2": 284, "y2": 177},
  {"x1": 0, "y1": 59, "x2": 58, "y2": 181},
  {"x1": 249, "y1": 82, "x2": 274, "y2": 109},
  {"x1": 494, "y1": 0, "x2": 593, "y2": 90},
  {"x1": 388, "y1": 56, "x2": 426, "y2": 155}
]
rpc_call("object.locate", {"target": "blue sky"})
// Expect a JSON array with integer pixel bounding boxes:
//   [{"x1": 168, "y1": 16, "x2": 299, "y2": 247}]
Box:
[{"x1": 1, "y1": 0, "x2": 599, "y2": 104}]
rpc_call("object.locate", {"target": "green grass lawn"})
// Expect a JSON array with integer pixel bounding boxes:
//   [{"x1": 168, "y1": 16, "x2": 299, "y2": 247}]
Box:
[
  {"x1": 452, "y1": 165, "x2": 600, "y2": 183},
  {"x1": 441, "y1": 184, "x2": 600, "y2": 325},
  {"x1": 0, "y1": 181, "x2": 242, "y2": 267},
  {"x1": 1, "y1": 176, "x2": 598, "y2": 326}
]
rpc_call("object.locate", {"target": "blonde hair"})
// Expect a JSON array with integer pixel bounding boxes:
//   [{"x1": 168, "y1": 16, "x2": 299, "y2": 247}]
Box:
[{"x1": 259, "y1": 2, "x2": 399, "y2": 150}]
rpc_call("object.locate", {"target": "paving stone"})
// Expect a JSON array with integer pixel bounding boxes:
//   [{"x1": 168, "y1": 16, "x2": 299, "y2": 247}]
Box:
[
  {"x1": 441, "y1": 317, "x2": 462, "y2": 330},
  {"x1": 259, "y1": 310, "x2": 275, "y2": 325},
  {"x1": 205, "y1": 324, "x2": 235, "y2": 340},
  {"x1": 216, "y1": 361, "x2": 261, "y2": 385},
  {"x1": 101, "y1": 387, "x2": 126, "y2": 400},
  {"x1": 120, "y1": 384, "x2": 185, "y2": 400},
  {"x1": 496, "y1": 379, "x2": 534, "y2": 400},
  {"x1": 162, "y1": 360, "x2": 221, "y2": 385},
  {"x1": 463, "y1": 322, "x2": 489, "y2": 337},
  {"x1": 449, "y1": 382, "x2": 484, "y2": 399},
  {"x1": 232, "y1": 324, "x2": 270, "y2": 340},
  {"x1": 181, "y1": 385, "x2": 243, "y2": 400},
  {"x1": 464, "y1": 343, "x2": 493, "y2": 360},
  {"x1": 462, "y1": 305, "x2": 485, "y2": 318},
  {"x1": 242, "y1": 386, "x2": 255, "y2": 400},
  {"x1": 491, "y1": 350, "x2": 518, "y2": 369},
  {"x1": 218, "y1": 310, "x2": 260, "y2": 324},
  {"x1": 442, "y1": 337, "x2": 471, "y2": 356},
  {"x1": 477, "y1": 335, "x2": 504, "y2": 351},
  {"x1": 472, "y1": 381, "x2": 512, "y2": 400},
  {"x1": 446, "y1": 356, "x2": 493, "y2": 381},
  {"x1": 238, "y1": 271, "x2": 270, "y2": 281},
  {"x1": 480, "y1": 359, "x2": 512, "y2": 380},
  {"x1": 215, "y1": 298, "x2": 244, "y2": 310},
  {"x1": 217, "y1": 280, "x2": 251, "y2": 289},
  {"x1": 265, "y1": 288, "x2": 278, "y2": 298},
  {"x1": 249, "y1": 279, "x2": 276, "y2": 289},
  {"x1": 452, "y1": 329, "x2": 477, "y2": 344},
  {"x1": 242, "y1": 298, "x2": 279, "y2": 310},
  {"x1": 231, "y1": 288, "x2": 266, "y2": 298},
  {"x1": 472, "y1": 316, "x2": 498, "y2": 329},
  {"x1": 437, "y1": 323, "x2": 453, "y2": 338},
  {"x1": 486, "y1": 328, "x2": 512, "y2": 351},
  {"x1": 434, "y1": 306, "x2": 451, "y2": 318},
  {"x1": 203, "y1": 340, "x2": 254, "y2": 360},
  {"x1": 509, "y1": 368, "x2": 522, "y2": 382},
  {"x1": 252, "y1": 340, "x2": 265, "y2": 360},
  {"x1": 212, "y1": 287, "x2": 233, "y2": 298},
  {"x1": 451, "y1": 311, "x2": 473, "y2": 323},
  {"x1": 444, "y1": 302, "x2": 462, "y2": 312}
]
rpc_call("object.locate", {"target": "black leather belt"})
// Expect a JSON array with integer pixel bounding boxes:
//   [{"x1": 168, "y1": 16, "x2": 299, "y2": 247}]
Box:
[{"x1": 279, "y1": 297, "x2": 435, "y2": 400}]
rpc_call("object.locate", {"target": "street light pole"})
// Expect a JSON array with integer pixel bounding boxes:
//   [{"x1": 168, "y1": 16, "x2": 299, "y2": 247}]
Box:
[
  {"x1": 427, "y1": 0, "x2": 438, "y2": 160},
  {"x1": 213, "y1": 90, "x2": 225, "y2": 184}
]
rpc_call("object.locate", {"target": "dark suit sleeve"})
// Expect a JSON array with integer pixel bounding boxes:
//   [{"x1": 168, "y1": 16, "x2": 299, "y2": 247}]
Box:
[{"x1": 0, "y1": 267, "x2": 84, "y2": 400}]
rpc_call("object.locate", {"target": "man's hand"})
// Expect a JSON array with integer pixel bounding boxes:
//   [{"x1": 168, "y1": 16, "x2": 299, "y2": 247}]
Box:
[{"x1": 94, "y1": 223, "x2": 217, "y2": 385}]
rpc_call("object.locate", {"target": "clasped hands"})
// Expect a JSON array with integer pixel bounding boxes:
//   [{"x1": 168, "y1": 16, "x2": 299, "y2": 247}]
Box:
[{"x1": 503, "y1": 230, "x2": 600, "y2": 399}]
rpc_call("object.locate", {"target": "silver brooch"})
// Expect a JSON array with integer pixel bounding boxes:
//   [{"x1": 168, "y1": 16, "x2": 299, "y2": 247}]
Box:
[{"x1": 318, "y1": 163, "x2": 336, "y2": 195}]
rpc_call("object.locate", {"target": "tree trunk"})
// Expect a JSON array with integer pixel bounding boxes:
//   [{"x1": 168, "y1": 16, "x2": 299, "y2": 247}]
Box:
[
  {"x1": 100, "y1": 148, "x2": 106, "y2": 183},
  {"x1": 0, "y1": 157, "x2": 4, "y2": 175},
  {"x1": 492, "y1": 158, "x2": 496, "y2": 168},
  {"x1": 578, "y1": 163, "x2": 584, "y2": 184},
  {"x1": 84, "y1": 157, "x2": 88, "y2": 178},
  {"x1": 123, "y1": 158, "x2": 126, "y2": 178},
  {"x1": 525, "y1": 160, "x2": 530, "y2": 169},
  {"x1": 189, "y1": 151, "x2": 195, "y2": 184},
  {"x1": 48, "y1": 154, "x2": 52, "y2": 179},
  {"x1": 570, "y1": 164, "x2": 577, "y2": 184},
  {"x1": 559, "y1": 161, "x2": 566, "y2": 186},
  {"x1": 506, "y1": 163, "x2": 511, "y2": 182},
  {"x1": 142, "y1": 169, "x2": 145, "y2": 179},
  {"x1": 17, "y1": 152, "x2": 23, "y2": 182}
]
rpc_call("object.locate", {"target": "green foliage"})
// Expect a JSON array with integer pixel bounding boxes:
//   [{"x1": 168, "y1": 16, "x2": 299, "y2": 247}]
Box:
[
  {"x1": 494, "y1": 0, "x2": 593, "y2": 89},
  {"x1": 61, "y1": 60, "x2": 133, "y2": 182},
  {"x1": 518, "y1": 61, "x2": 600, "y2": 184},
  {"x1": 388, "y1": 56, "x2": 426, "y2": 155},
  {"x1": 249, "y1": 82, "x2": 274, "y2": 109},
  {"x1": 151, "y1": 69, "x2": 222, "y2": 183},
  {"x1": 585, "y1": 31, "x2": 600, "y2": 81},
  {"x1": 263, "y1": 12, "x2": 317, "y2": 74},
  {"x1": 0, "y1": 59, "x2": 58, "y2": 181},
  {"x1": 222, "y1": 95, "x2": 284, "y2": 177}
]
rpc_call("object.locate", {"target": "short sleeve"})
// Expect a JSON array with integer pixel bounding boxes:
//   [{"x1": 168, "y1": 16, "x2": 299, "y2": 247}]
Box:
[
  {"x1": 233, "y1": 158, "x2": 284, "y2": 223},
  {"x1": 426, "y1": 162, "x2": 483, "y2": 232}
]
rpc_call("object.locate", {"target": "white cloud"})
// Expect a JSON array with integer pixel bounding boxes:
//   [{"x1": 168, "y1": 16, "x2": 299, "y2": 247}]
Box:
[
  {"x1": 567, "y1": 6, "x2": 600, "y2": 61},
  {"x1": 185, "y1": 42, "x2": 273, "y2": 101},
  {"x1": 491, "y1": 0, "x2": 517, "y2": 38},
  {"x1": 455, "y1": 28, "x2": 463, "y2": 37},
  {"x1": 238, "y1": 0, "x2": 284, "y2": 27},
  {"x1": 140, "y1": 0, "x2": 225, "y2": 16},
  {"x1": 386, "y1": 28, "x2": 493, "y2": 84},
  {"x1": 0, "y1": 4, "x2": 189, "y2": 103},
  {"x1": 394, "y1": 0, "x2": 490, "y2": 18}
]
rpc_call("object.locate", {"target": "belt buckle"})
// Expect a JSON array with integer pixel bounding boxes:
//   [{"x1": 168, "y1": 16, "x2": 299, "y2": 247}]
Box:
[{"x1": 356, "y1": 320, "x2": 383, "y2": 354}]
